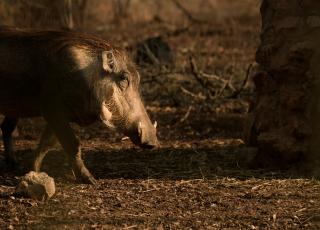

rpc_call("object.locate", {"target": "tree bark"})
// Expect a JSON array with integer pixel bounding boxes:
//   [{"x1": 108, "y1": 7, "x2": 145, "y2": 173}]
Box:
[{"x1": 245, "y1": 0, "x2": 320, "y2": 173}]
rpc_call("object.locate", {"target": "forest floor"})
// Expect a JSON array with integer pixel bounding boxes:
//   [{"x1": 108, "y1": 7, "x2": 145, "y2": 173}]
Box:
[{"x1": 1, "y1": 1, "x2": 320, "y2": 229}]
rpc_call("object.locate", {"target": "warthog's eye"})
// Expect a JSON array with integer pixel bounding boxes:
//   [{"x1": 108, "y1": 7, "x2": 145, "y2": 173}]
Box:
[{"x1": 117, "y1": 72, "x2": 129, "y2": 90}]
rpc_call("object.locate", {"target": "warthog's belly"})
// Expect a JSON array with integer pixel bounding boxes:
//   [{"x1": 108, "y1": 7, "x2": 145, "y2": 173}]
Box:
[{"x1": 0, "y1": 74, "x2": 41, "y2": 117}]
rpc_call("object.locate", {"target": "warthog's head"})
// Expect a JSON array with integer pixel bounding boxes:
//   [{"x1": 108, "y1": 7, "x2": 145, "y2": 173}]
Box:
[{"x1": 96, "y1": 49, "x2": 159, "y2": 149}]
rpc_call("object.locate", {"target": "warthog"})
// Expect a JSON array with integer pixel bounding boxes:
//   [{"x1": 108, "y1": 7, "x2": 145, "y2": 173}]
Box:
[{"x1": 0, "y1": 28, "x2": 159, "y2": 184}]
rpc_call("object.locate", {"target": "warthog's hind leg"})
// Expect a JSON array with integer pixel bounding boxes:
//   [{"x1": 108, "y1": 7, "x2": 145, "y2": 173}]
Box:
[
  {"x1": 1, "y1": 117, "x2": 18, "y2": 168},
  {"x1": 33, "y1": 124, "x2": 58, "y2": 172}
]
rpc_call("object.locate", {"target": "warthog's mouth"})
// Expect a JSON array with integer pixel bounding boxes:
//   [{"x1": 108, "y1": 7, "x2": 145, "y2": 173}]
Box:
[{"x1": 100, "y1": 102, "x2": 159, "y2": 149}]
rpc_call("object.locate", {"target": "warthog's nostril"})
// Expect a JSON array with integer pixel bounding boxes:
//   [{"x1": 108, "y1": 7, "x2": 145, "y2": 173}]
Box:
[{"x1": 141, "y1": 141, "x2": 159, "y2": 149}]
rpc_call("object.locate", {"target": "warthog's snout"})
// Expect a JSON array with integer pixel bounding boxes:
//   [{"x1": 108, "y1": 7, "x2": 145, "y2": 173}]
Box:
[
  {"x1": 138, "y1": 121, "x2": 159, "y2": 149},
  {"x1": 129, "y1": 120, "x2": 159, "y2": 149}
]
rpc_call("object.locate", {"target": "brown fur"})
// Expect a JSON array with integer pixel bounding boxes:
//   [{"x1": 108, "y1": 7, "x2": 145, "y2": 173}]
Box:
[
  {"x1": 0, "y1": 28, "x2": 112, "y2": 53},
  {"x1": 0, "y1": 27, "x2": 158, "y2": 184}
]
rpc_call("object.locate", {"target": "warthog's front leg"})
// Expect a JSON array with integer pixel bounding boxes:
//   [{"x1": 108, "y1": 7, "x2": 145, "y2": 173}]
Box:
[
  {"x1": 42, "y1": 109, "x2": 96, "y2": 184},
  {"x1": 1, "y1": 117, "x2": 18, "y2": 168},
  {"x1": 33, "y1": 124, "x2": 58, "y2": 172}
]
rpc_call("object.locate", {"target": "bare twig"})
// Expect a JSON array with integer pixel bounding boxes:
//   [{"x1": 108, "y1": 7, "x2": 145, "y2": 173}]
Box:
[
  {"x1": 189, "y1": 56, "x2": 212, "y2": 90},
  {"x1": 200, "y1": 71, "x2": 237, "y2": 93},
  {"x1": 215, "y1": 80, "x2": 229, "y2": 98},
  {"x1": 174, "y1": 106, "x2": 193, "y2": 126},
  {"x1": 142, "y1": 43, "x2": 160, "y2": 65},
  {"x1": 229, "y1": 63, "x2": 253, "y2": 98},
  {"x1": 199, "y1": 71, "x2": 225, "y2": 82},
  {"x1": 123, "y1": 225, "x2": 138, "y2": 230},
  {"x1": 180, "y1": 86, "x2": 206, "y2": 100},
  {"x1": 189, "y1": 56, "x2": 224, "y2": 99},
  {"x1": 190, "y1": 56, "x2": 249, "y2": 100},
  {"x1": 166, "y1": 25, "x2": 191, "y2": 37},
  {"x1": 171, "y1": 0, "x2": 203, "y2": 23}
]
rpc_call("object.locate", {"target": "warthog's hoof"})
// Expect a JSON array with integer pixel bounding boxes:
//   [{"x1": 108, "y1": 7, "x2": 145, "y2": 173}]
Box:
[
  {"x1": 72, "y1": 168, "x2": 97, "y2": 185},
  {"x1": 79, "y1": 175, "x2": 97, "y2": 185},
  {"x1": 71, "y1": 159, "x2": 97, "y2": 184}
]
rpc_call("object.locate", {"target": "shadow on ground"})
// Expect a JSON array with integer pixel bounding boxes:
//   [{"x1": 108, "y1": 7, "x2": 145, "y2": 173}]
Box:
[{"x1": 0, "y1": 140, "x2": 301, "y2": 185}]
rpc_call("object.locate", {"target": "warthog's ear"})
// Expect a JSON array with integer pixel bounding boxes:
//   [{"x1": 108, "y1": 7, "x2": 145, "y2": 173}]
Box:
[{"x1": 102, "y1": 50, "x2": 115, "y2": 73}]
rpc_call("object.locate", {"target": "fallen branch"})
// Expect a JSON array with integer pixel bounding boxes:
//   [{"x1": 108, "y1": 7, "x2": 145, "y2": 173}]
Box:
[
  {"x1": 171, "y1": 0, "x2": 203, "y2": 24},
  {"x1": 229, "y1": 63, "x2": 253, "y2": 98},
  {"x1": 215, "y1": 80, "x2": 229, "y2": 98},
  {"x1": 189, "y1": 56, "x2": 251, "y2": 101},
  {"x1": 174, "y1": 105, "x2": 193, "y2": 126},
  {"x1": 189, "y1": 56, "x2": 229, "y2": 100},
  {"x1": 200, "y1": 71, "x2": 237, "y2": 93},
  {"x1": 166, "y1": 25, "x2": 191, "y2": 37},
  {"x1": 142, "y1": 43, "x2": 160, "y2": 65},
  {"x1": 189, "y1": 56, "x2": 213, "y2": 91},
  {"x1": 180, "y1": 86, "x2": 206, "y2": 100}
]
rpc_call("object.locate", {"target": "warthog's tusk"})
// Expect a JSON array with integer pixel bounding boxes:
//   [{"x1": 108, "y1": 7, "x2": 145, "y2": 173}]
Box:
[
  {"x1": 138, "y1": 121, "x2": 142, "y2": 136},
  {"x1": 153, "y1": 121, "x2": 157, "y2": 128}
]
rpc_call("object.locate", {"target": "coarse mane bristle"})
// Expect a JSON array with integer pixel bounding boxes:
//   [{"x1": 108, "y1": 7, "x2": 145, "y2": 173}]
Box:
[{"x1": 0, "y1": 27, "x2": 113, "y2": 53}]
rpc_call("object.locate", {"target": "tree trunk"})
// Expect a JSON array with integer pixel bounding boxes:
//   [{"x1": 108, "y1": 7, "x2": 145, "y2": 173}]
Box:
[
  {"x1": 245, "y1": 0, "x2": 320, "y2": 173},
  {"x1": 61, "y1": 0, "x2": 74, "y2": 30}
]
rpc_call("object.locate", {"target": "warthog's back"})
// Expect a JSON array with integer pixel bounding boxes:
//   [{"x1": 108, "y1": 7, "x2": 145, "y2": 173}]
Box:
[{"x1": 0, "y1": 28, "x2": 112, "y2": 117}]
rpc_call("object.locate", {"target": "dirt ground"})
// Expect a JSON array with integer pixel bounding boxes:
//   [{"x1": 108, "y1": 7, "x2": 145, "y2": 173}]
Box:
[{"x1": 0, "y1": 1, "x2": 320, "y2": 229}]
